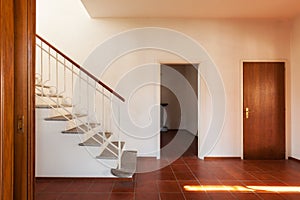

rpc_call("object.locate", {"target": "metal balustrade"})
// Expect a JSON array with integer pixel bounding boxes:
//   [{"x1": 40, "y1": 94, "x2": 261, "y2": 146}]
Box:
[{"x1": 35, "y1": 35, "x2": 124, "y2": 169}]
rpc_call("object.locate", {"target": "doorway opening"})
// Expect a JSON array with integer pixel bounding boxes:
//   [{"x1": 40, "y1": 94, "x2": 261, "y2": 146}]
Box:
[
  {"x1": 242, "y1": 61, "x2": 285, "y2": 160},
  {"x1": 160, "y1": 63, "x2": 198, "y2": 157}
]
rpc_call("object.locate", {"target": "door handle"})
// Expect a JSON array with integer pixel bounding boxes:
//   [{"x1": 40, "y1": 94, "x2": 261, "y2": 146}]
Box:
[{"x1": 245, "y1": 107, "x2": 250, "y2": 119}]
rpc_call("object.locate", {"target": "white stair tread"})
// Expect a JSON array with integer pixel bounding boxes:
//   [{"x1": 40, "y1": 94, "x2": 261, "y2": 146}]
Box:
[
  {"x1": 111, "y1": 150, "x2": 137, "y2": 178},
  {"x1": 36, "y1": 104, "x2": 73, "y2": 109},
  {"x1": 62, "y1": 123, "x2": 101, "y2": 134},
  {"x1": 36, "y1": 93, "x2": 63, "y2": 98},
  {"x1": 35, "y1": 84, "x2": 51, "y2": 88},
  {"x1": 78, "y1": 132, "x2": 112, "y2": 146},
  {"x1": 45, "y1": 114, "x2": 86, "y2": 121}
]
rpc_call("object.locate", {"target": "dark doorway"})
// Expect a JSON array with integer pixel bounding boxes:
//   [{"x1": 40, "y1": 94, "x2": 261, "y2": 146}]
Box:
[{"x1": 160, "y1": 63, "x2": 198, "y2": 157}]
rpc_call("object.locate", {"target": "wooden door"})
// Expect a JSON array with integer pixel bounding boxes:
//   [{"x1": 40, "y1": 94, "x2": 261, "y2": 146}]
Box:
[
  {"x1": 243, "y1": 62, "x2": 285, "y2": 160},
  {"x1": 0, "y1": 0, "x2": 35, "y2": 199}
]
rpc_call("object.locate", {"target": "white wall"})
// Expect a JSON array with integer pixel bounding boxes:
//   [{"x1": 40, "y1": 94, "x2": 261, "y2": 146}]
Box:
[
  {"x1": 291, "y1": 16, "x2": 300, "y2": 159},
  {"x1": 37, "y1": 0, "x2": 292, "y2": 157}
]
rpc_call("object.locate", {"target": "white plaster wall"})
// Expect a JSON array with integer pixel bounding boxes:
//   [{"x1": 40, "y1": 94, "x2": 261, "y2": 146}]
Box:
[
  {"x1": 291, "y1": 16, "x2": 300, "y2": 159},
  {"x1": 37, "y1": 0, "x2": 292, "y2": 157}
]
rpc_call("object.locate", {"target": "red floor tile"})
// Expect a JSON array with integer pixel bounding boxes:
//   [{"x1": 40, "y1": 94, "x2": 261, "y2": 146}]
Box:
[
  {"x1": 231, "y1": 192, "x2": 261, "y2": 200},
  {"x1": 159, "y1": 166, "x2": 173, "y2": 172},
  {"x1": 135, "y1": 192, "x2": 160, "y2": 200},
  {"x1": 231, "y1": 172, "x2": 258, "y2": 180},
  {"x1": 249, "y1": 172, "x2": 277, "y2": 180},
  {"x1": 109, "y1": 192, "x2": 134, "y2": 200},
  {"x1": 135, "y1": 171, "x2": 159, "y2": 182},
  {"x1": 257, "y1": 193, "x2": 286, "y2": 200},
  {"x1": 135, "y1": 180, "x2": 158, "y2": 193},
  {"x1": 282, "y1": 180, "x2": 300, "y2": 186},
  {"x1": 65, "y1": 179, "x2": 93, "y2": 193},
  {"x1": 35, "y1": 179, "x2": 52, "y2": 193},
  {"x1": 112, "y1": 181, "x2": 135, "y2": 192},
  {"x1": 199, "y1": 179, "x2": 221, "y2": 185},
  {"x1": 171, "y1": 158, "x2": 186, "y2": 165},
  {"x1": 207, "y1": 192, "x2": 236, "y2": 200},
  {"x1": 58, "y1": 193, "x2": 110, "y2": 200},
  {"x1": 171, "y1": 164, "x2": 190, "y2": 172},
  {"x1": 174, "y1": 171, "x2": 196, "y2": 180},
  {"x1": 183, "y1": 192, "x2": 210, "y2": 200},
  {"x1": 218, "y1": 180, "x2": 242, "y2": 185},
  {"x1": 157, "y1": 180, "x2": 181, "y2": 193},
  {"x1": 42, "y1": 179, "x2": 73, "y2": 192},
  {"x1": 214, "y1": 171, "x2": 236, "y2": 180},
  {"x1": 160, "y1": 192, "x2": 185, "y2": 200},
  {"x1": 279, "y1": 193, "x2": 300, "y2": 200},
  {"x1": 88, "y1": 181, "x2": 114, "y2": 192},
  {"x1": 261, "y1": 180, "x2": 287, "y2": 186},
  {"x1": 157, "y1": 171, "x2": 176, "y2": 180},
  {"x1": 36, "y1": 193, "x2": 60, "y2": 200},
  {"x1": 194, "y1": 171, "x2": 218, "y2": 181}
]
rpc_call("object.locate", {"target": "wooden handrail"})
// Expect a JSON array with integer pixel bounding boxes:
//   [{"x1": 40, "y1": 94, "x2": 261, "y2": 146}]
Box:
[{"x1": 36, "y1": 34, "x2": 125, "y2": 102}]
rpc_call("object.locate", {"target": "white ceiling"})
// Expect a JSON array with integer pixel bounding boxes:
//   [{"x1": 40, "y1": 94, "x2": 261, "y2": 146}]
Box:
[{"x1": 81, "y1": 0, "x2": 300, "y2": 19}]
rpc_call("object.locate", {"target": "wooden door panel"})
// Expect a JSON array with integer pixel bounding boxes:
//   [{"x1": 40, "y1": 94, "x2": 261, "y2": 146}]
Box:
[
  {"x1": 0, "y1": 0, "x2": 15, "y2": 199},
  {"x1": 0, "y1": 0, "x2": 35, "y2": 199},
  {"x1": 243, "y1": 62, "x2": 285, "y2": 160}
]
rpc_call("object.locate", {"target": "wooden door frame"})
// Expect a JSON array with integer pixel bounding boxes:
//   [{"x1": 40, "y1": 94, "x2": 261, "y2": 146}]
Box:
[
  {"x1": 240, "y1": 60, "x2": 288, "y2": 160},
  {"x1": 0, "y1": 0, "x2": 35, "y2": 199},
  {"x1": 0, "y1": 0, "x2": 15, "y2": 199}
]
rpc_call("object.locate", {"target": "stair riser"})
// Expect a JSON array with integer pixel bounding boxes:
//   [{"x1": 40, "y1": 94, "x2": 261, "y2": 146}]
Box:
[
  {"x1": 65, "y1": 116, "x2": 91, "y2": 129},
  {"x1": 49, "y1": 107, "x2": 73, "y2": 117},
  {"x1": 36, "y1": 96, "x2": 65, "y2": 105},
  {"x1": 35, "y1": 87, "x2": 56, "y2": 96}
]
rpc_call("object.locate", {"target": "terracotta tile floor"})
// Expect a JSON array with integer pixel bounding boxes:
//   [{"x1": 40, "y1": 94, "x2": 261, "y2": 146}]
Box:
[{"x1": 36, "y1": 131, "x2": 300, "y2": 199}]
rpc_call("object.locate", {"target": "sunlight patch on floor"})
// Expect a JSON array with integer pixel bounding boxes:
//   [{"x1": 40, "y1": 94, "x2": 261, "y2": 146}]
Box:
[{"x1": 184, "y1": 185, "x2": 300, "y2": 193}]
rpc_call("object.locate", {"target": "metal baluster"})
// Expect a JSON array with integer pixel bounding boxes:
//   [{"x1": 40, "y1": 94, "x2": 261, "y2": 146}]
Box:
[
  {"x1": 63, "y1": 59, "x2": 66, "y2": 98},
  {"x1": 102, "y1": 87, "x2": 105, "y2": 136},
  {"x1": 86, "y1": 76, "x2": 89, "y2": 124},
  {"x1": 47, "y1": 45, "x2": 51, "y2": 84},
  {"x1": 71, "y1": 64, "x2": 74, "y2": 105},
  {"x1": 118, "y1": 103, "x2": 121, "y2": 169},
  {"x1": 55, "y1": 53, "x2": 59, "y2": 105},
  {"x1": 79, "y1": 70, "x2": 82, "y2": 106},
  {"x1": 40, "y1": 40, "x2": 43, "y2": 84}
]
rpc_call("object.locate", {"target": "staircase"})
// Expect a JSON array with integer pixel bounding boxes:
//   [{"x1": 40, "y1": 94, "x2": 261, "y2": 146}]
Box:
[{"x1": 35, "y1": 35, "x2": 137, "y2": 178}]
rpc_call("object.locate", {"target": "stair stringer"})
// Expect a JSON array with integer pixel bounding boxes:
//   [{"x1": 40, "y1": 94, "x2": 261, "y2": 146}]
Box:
[{"x1": 36, "y1": 108, "x2": 120, "y2": 177}]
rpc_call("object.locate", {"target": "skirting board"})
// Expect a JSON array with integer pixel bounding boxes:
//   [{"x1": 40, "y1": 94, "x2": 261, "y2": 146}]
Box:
[
  {"x1": 288, "y1": 157, "x2": 300, "y2": 163},
  {"x1": 204, "y1": 157, "x2": 241, "y2": 160},
  {"x1": 35, "y1": 177, "x2": 133, "y2": 181}
]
